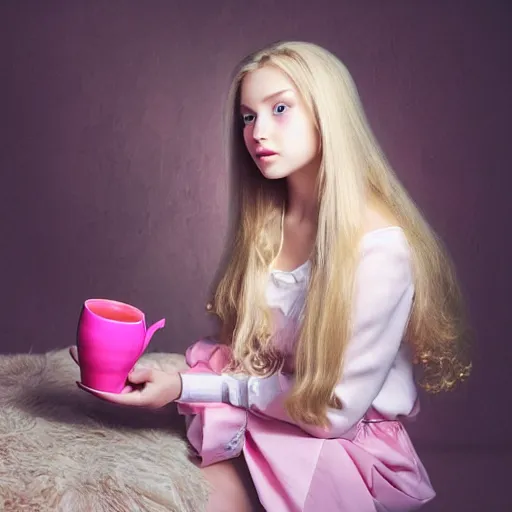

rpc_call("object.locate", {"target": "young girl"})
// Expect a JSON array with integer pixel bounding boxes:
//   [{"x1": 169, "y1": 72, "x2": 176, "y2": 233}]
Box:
[{"x1": 73, "y1": 41, "x2": 471, "y2": 511}]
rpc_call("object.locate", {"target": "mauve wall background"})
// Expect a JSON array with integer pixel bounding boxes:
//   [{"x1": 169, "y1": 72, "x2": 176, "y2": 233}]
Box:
[{"x1": 1, "y1": 1, "x2": 511, "y2": 510}]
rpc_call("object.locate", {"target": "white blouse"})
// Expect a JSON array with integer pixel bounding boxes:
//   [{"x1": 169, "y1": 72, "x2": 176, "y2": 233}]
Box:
[{"x1": 179, "y1": 227, "x2": 418, "y2": 439}]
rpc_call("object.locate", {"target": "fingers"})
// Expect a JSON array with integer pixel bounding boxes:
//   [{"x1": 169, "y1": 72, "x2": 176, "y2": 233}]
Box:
[
  {"x1": 69, "y1": 346, "x2": 79, "y2": 366},
  {"x1": 127, "y1": 367, "x2": 154, "y2": 385}
]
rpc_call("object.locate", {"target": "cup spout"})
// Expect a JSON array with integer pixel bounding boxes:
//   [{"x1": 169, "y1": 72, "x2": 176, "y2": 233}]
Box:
[{"x1": 142, "y1": 318, "x2": 166, "y2": 353}]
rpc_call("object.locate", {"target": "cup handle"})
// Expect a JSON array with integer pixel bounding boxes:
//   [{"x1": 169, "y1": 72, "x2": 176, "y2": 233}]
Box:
[{"x1": 142, "y1": 318, "x2": 166, "y2": 354}]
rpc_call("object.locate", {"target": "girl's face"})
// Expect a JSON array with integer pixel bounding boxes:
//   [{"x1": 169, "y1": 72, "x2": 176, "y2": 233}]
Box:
[{"x1": 240, "y1": 65, "x2": 320, "y2": 181}]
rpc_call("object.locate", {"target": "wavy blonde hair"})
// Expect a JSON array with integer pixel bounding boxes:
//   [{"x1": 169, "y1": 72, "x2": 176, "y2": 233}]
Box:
[{"x1": 209, "y1": 41, "x2": 472, "y2": 427}]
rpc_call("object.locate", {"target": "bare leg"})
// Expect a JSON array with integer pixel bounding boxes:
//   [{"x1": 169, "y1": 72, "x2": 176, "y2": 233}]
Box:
[{"x1": 196, "y1": 455, "x2": 264, "y2": 512}]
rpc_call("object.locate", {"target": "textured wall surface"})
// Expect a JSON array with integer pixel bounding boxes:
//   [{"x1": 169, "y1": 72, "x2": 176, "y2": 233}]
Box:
[{"x1": 1, "y1": 2, "x2": 511, "y2": 509}]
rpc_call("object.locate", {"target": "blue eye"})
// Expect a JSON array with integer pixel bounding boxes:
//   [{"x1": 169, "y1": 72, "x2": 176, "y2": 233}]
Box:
[
  {"x1": 242, "y1": 114, "x2": 255, "y2": 125},
  {"x1": 273, "y1": 103, "x2": 288, "y2": 115}
]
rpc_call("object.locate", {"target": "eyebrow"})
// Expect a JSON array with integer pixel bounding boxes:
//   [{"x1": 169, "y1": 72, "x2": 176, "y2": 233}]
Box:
[{"x1": 240, "y1": 88, "x2": 294, "y2": 110}]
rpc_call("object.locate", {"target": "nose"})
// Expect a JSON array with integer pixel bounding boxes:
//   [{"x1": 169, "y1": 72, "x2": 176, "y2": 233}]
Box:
[{"x1": 252, "y1": 115, "x2": 268, "y2": 141}]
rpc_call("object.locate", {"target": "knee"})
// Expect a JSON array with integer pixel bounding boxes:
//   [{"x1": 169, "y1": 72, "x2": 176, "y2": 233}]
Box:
[{"x1": 199, "y1": 458, "x2": 262, "y2": 512}]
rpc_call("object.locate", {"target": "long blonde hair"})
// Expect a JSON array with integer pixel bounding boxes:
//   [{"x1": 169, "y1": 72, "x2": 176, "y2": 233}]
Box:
[{"x1": 209, "y1": 41, "x2": 471, "y2": 427}]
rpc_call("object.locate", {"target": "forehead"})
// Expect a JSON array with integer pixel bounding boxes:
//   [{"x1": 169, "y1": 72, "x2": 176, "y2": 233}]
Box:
[{"x1": 240, "y1": 65, "x2": 297, "y2": 105}]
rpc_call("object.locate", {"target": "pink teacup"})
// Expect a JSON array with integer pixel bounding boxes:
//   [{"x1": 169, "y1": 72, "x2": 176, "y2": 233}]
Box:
[{"x1": 76, "y1": 298, "x2": 165, "y2": 393}]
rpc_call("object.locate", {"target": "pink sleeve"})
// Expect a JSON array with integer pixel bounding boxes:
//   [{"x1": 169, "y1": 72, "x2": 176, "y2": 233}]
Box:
[{"x1": 179, "y1": 233, "x2": 414, "y2": 439}]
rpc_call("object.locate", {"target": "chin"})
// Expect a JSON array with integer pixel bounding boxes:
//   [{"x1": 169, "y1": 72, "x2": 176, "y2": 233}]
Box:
[{"x1": 258, "y1": 167, "x2": 292, "y2": 181}]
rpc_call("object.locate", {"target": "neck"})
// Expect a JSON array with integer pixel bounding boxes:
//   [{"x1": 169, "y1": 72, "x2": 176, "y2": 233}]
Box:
[{"x1": 285, "y1": 166, "x2": 319, "y2": 224}]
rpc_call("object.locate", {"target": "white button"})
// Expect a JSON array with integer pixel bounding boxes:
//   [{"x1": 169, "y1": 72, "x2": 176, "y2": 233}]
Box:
[{"x1": 249, "y1": 379, "x2": 259, "y2": 394}]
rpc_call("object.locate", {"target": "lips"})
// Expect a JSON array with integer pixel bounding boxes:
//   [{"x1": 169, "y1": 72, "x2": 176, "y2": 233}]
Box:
[{"x1": 255, "y1": 147, "x2": 277, "y2": 158}]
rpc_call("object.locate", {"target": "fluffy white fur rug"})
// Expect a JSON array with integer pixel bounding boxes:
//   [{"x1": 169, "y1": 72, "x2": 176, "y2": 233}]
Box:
[{"x1": 0, "y1": 348, "x2": 208, "y2": 511}]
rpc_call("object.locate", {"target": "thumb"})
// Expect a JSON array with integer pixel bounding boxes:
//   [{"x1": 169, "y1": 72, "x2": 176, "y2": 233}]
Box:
[{"x1": 128, "y1": 367, "x2": 154, "y2": 384}]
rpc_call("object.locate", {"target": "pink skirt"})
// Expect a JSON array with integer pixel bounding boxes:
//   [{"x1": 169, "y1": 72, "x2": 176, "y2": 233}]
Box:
[{"x1": 177, "y1": 340, "x2": 435, "y2": 512}]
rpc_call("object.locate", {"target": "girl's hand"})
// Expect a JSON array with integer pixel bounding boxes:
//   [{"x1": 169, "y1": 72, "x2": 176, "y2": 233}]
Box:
[{"x1": 69, "y1": 346, "x2": 183, "y2": 408}]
